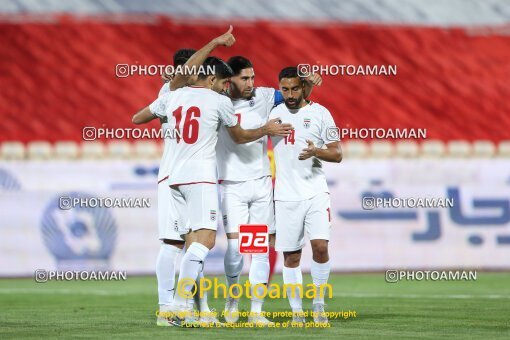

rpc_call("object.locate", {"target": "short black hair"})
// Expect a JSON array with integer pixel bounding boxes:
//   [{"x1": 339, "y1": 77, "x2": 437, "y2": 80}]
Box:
[
  {"x1": 278, "y1": 66, "x2": 300, "y2": 81},
  {"x1": 173, "y1": 49, "x2": 196, "y2": 67},
  {"x1": 227, "y1": 56, "x2": 253, "y2": 76},
  {"x1": 198, "y1": 56, "x2": 234, "y2": 80}
]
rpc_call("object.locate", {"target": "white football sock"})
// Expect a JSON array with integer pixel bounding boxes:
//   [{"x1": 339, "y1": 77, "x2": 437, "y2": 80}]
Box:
[
  {"x1": 311, "y1": 259, "x2": 331, "y2": 305},
  {"x1": 249, "y1": 253, "x2": 270, "y2": 313},
  {"x1": 156, "y1": 243, "x2": 182, "y2": 309},
  {"x1": 282, "y1": 266, "x2": 303, "y2": 312},
  {"x1": 173, "y1": 242, "x2": 209, "y2": 309},
  {"x1": 224, "y1": 238, "x2": 244, "y2": 298},
  {"x1": 194, "y1": 270, "x2": 211, "y2": 312}
]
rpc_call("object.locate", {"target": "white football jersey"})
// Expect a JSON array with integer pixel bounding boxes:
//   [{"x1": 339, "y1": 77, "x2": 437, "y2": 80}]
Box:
[
  {"x1": 269, "y1": 101, "x2": 340, "y2": 201},
  {"x1": 149, "y1": 86, "x2": 237, "y2": 185},
  {"x1": 157, "y1": 83, "x2": 171, "y2": 182},
  {"x1": 216, "y1": 87, "x2": 280, "y2": 181},
  {"x1": 158, "y1": 82, "x2": 170, "y2": 97}
]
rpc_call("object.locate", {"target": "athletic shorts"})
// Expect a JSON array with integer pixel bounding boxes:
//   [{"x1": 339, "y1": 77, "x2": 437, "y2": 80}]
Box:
[
  {"x1": 274, "y1": 192, "x2": 331, "y2": 252},
  {"x1": 220, "y1": 176, "x2": 275, "y2": 234},
  {"x1": 157, "y1": 180, "x2": 184, "y2": 241},
  {"x1": 169, "y1": 182, "x2": 220, "y2": 235}
]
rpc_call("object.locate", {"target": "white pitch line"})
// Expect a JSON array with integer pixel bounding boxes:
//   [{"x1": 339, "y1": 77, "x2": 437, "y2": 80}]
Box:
[{"x1": 0, "y1": 288, "x2": 508, "y2": 299}]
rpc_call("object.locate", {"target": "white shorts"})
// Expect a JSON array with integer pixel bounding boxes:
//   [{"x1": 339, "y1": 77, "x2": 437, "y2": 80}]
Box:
[
  {"x1": 274, "y1": 192, "x2": 331, "y2": 252},
  {"x1": 220, "y1": 176, "x2": 275, "y2": 234},
  {"x1": 158, "y1": 181, "x2": 184, "y2": 241},
  {"x1": 169, "y1": 182, "x2": 220, "y2": 235}
]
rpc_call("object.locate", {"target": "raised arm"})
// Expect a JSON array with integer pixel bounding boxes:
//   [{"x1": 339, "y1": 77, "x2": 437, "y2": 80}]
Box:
[
  {"x1": 303, "y1": 73, "x2": 322, "y2": 98},
  {"x1": 170, "y1": 26, "x2": 236, "y2": 91}
]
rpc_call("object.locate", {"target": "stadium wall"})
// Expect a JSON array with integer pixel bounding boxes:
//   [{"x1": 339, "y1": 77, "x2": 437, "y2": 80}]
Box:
[{"x1": 1, "y1": 159, "x2": 508, "y2": 277}]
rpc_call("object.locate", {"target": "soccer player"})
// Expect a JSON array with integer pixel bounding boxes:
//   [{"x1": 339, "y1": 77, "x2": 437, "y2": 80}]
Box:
[
  {"x1": 218, "y1": 56, "x2": 322, "y2": 325},
  {"x1": 155, "y1": 48, "x2": 193, "y2": 326},
  {"x1": 133, "y1": 47, "x2": 293, "y2": 327},
  {"x1": 134, "y1": 48, "x2": 222, "y2": 326},
  {"x1": 134, "y1": 26, "x2": 240, "y2": 325},
  {"x1": 269, "y1": 66, "x2": 342, "y2": 325}
]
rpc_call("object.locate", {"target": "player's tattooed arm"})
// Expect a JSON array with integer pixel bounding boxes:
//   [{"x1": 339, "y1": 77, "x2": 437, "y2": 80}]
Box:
[
  {"x1": 132, "y1": 106, "x2": 157, "y2": 124},
  {"x1": 170, "y1": 25, "x2": 236, "y2": 91},
  {"x1": 299, "y1": 140, "x2": 342, "y2": 162},
  {"x1": 227, "y1": 118, "x2": 293, "y2": 144},
  {"x1": 303, "y1": 73, "x2": 322, "y2": 98}
]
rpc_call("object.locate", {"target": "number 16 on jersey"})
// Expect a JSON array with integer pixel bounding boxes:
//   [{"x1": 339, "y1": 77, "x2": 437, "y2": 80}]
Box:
[{"x1": 172, "y1": 106, "x2": 200, "y2": 144}]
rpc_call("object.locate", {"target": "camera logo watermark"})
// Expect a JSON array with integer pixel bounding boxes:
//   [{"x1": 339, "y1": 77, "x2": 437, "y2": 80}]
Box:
[
  {"x1": 326, "y1": 127, "x2": 340, "y2": 141},
  {"x1": 115, "y1": 64, "x2": 215, "y2": 78},
  {"x1": 83, "y1": 127, "x2": 182, "y2": 141},
  {"x1": 59, "y1": 196, "x2": 150, "y2": 210},
  {"x1": 362, "y1": 197, "x2": 454, "y2": 210},
  {"x1": 385, "y1": 270, "x2": 476, "y2": 283},
  {"x1": 35, "y1": 269, "x2": 127, "y2": 283},
  {"x1": 297, "y1": 64, "x2": 397, "y2": 77}
]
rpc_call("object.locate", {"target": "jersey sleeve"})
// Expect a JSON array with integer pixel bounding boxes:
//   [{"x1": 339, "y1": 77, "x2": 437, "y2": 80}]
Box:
[
  {"x1": 218, "y1": 96, "x2": 238, "y2": 127},
  {"x1": 149, "y1": 92, "x2": 170, "y2": 118},
  {"x1": 257, "y1": 87, "x2": 284, "y2": 107},
  {"x1": 158, "y1": 83, "x2": 170, "y2": 98},
  {"x1": 320, "y1": 106, "x2": 340, "y2": 143},
  {"x1": 274, "y1": 90, "x2": 284, "y2": 105}
]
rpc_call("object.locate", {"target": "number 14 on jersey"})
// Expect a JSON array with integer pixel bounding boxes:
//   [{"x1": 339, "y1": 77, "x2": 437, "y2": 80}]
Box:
[{"x1": 284, "y1": 130, "x2": 295, "y2": 145}]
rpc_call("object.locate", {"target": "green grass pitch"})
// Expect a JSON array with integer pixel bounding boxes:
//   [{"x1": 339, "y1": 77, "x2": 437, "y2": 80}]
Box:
[{"x1": 0, "y1": 273, "x2": 509, "y2": 339}]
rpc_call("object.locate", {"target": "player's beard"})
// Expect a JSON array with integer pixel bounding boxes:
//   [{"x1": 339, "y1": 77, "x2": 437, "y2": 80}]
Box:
[
  {"x1": 242, "y1": 87, "x2": 254, "y2": 99},
  {"x1": 228, "y1": 83, "x2": 251, "y2": 99},
  {"x1": 285, "y1": 95, "x2": 303, "y2": 109}
]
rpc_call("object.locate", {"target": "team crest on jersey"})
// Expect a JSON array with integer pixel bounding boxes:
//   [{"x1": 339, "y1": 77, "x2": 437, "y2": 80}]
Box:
[
  {"x1": 303, "y1": 118, "x2": 311, "y2": 128},
  {"x1": 210, "y1": 210, "x2": 217, "y2": 221},
  {"x1": 249, "y1": 99, "x2": 255, "y2": 107}
]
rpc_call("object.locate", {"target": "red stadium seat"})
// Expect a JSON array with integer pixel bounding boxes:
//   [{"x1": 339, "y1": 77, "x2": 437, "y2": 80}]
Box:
[{"x1": 1, "y1": 17, "x2": 509, "y2": 143}]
